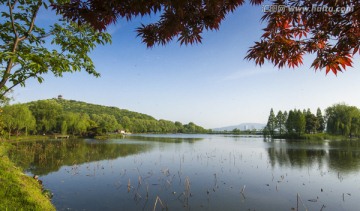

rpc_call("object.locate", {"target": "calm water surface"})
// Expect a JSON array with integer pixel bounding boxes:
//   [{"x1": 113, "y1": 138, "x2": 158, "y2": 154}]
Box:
[{"x1": 8, "y1": 134, "x2": 360, "y2": 210}]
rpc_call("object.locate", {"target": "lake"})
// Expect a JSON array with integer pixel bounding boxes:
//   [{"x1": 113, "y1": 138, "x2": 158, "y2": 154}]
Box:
[{"x1": 8, "y1": 134, "x2": 360, "y2": 210}]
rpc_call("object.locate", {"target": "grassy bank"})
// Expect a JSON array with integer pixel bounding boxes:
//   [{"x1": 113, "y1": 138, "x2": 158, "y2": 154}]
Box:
[
  {"x1": 272, "y1": 133, "x2": 360, "y2": 141},
  {"x1": 8, "y1": 134, "x2": 124, "y2": 141},
  {"x1": 302, "y1": 133, "x2": 352, "y2": 140},
  {"x1": 0, "y1": 142, "x2": 55, "y2": 211},
  {"x1": 6, "y1": 135, "x2": 50, "y2": 142}
]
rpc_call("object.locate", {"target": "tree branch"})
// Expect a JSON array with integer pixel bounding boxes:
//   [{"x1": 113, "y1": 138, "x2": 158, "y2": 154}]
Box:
[
  {"x1": 0, "y1": 39, "x2": 19, "y2": 91},
  {"x1": 0, "y1": 32, "x2": 53, "y2": 49},
  {"x1": 0, "y1": 74, "x2": 33, "y2": 99},
  {"x1": 8, "y1": 0, "x2": 19, "y2": 38},
  {"x1": 19, "y1": 0, "x2": 42, "y2": 41},
  {"x1": 0, "y1": 0, "x2": 43, "y2": 94}
]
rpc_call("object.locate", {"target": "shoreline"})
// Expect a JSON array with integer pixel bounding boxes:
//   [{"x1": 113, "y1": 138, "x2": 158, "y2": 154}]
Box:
[{"x1": 0, "y1": 141, "x2": 55, "y2": 211}]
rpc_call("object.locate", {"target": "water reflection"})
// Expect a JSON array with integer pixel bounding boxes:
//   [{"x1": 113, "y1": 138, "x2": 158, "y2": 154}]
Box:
[
  {"x1": 7, "y1": 135, "x2": 360, "y2": 211},
  {"x1": 8, "y1": 139, "x2": 152, "y2": 176},
  {"x1": 8, "y1": 136, "x2": 203, "y2": 176},
  {"x1": 266, "y1": 139, "x2": 360, "y2": 173},
  {"x1": 328, "y1": 141, "x2": 360, "y2": 173}
]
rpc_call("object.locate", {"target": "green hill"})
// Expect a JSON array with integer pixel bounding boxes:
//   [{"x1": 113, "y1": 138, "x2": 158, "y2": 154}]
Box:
[
  {"x1": 55, "y1": 99, "x2": 156, "y2": 122},
  {"x1": 1, "y1": 98, "x2": 208, "y2": 137}
]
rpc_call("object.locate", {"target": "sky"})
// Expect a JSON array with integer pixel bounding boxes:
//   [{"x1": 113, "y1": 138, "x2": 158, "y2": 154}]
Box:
[{"x1": 11, "y1": 3, "x2": 360, "y2": 129}]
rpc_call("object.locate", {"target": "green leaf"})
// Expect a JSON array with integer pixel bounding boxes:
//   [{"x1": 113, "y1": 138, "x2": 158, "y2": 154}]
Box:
[
  {"x1": 37, "y1": 77, "x2": 43, "y2": 83},
  {"x1": 0, "y1": 1, "x2": 111, "y2": 97}
]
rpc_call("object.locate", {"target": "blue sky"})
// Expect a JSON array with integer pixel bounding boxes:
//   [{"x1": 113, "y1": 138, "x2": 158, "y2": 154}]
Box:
[{"x1": 12, "y1": 3, "x2": 360, "y2": 129}]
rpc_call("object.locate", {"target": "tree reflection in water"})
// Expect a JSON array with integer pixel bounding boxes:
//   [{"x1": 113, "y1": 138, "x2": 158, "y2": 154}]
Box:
[
  {"x1": 266, "y1": 139, "x2": 360, "y2": 174},
  {"x1": 8, "y1": 139, "x2": 151, "y2": 176}
]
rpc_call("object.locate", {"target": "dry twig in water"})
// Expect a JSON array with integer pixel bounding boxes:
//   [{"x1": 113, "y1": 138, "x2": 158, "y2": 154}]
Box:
[{"x1": 153, "y1": 196, "x2": 166, "y2": 211}]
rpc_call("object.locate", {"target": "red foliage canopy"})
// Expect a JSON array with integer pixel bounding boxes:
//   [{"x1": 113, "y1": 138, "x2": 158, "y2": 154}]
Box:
[{"x1": 52, "y1": 0, "x2": 360, "y2": 75}]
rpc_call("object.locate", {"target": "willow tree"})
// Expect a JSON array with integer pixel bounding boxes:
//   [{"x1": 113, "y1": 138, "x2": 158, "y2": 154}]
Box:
[
  {"x1": 0, "y1": 0, "x2": 111, "y2": 98},
  {"x1": 326, "y1": 104, "x2": 360, "y2": 137},
  {"x1": 28, "y1": 99, "x2": 63, "y2": 134},
  {"x1": 52, "y1": 0, "x2": 359, "y2": 75},
  {"x1": 0, "y1": 104, "x2": 36, "y2": 137}
]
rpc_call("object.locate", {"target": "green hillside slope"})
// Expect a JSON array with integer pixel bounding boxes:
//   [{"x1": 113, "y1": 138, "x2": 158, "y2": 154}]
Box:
[{"x1": 0, "y1": 98, "x2": 208, "y2": 137}]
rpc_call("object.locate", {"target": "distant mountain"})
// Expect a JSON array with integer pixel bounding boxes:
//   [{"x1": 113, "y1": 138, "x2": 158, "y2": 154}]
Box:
[{"x1": 213, "y1": 123, "x2": 266, "y2": 131}]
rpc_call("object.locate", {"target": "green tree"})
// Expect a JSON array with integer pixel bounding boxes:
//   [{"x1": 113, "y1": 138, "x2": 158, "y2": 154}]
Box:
[
  {"x1": 283, "y1": 111, "x2": 288, "y2": 133},
  {"x1": 232, "y1": 128, "x2": 241, "y2": 134},
  {"x1": 120, "y1": 116, "x2": 132, "y2": 132},
  {"x1": 350, "y1": 115, "x2": 360, "y2": 137},
  {"x1": 158, "y1": 119, "x2": 177, "y2": 133},
  {"x1": 61, "y1": 112, "x2": 77, "y2": 135},
  {"x1": 0, "y1": 0, "x2": 111, "y2": 98},
  {"x1": 175, "y1": 121, "x2": 184, "y2": 133},
  {"x1": 131, "y1": 119, "x2": 147, "y2": 133},
  {"x1": 286, "y1": 110, "x2": 296, "y2": 134},
  {"x1": 184, "y1": 122, "x2": 197, "y2": 133},
  {"x1": 89, "y1": 114, "x2": 103, "y2": 135},
  {"x1": 145, "y1": 120, "x2": 160, "y2": 133},
  {"x1": 14, "y1": 104, "x2": 36, "y2": 136},
  {"x1": 305, "y1": 109, "x2": 317, "y2": 134},
  {"x1": 28, "y1": 100, "x2": 63, "y2": 134},
  {"x1": 316, "y1": 108, "x2": 325, "y2": 132},
  {"x1": 266, "y1": 108, "x2": 276, "y2": 136},
  {"x1": 326, "y1": 104, "x2": 360, "y2": 137},
  {"x1": 91, "y1": 114, "x2": 119, "y2": 134},
  {"x1": 262, "y1": 126, "x2": 270, "y2": 139},
  {"x1": 0, "y1": 104, "x2": 36, "y2": 137},
  {"x1": 1, "y1": 106, "x2": 16, "y2": 138},
  {"x1": 61, "y1": 121, "x2": 67, "y2": 135},
  {"x1": 0, "y1": 93, "x2": 11, "y2": 135},
  {"x1": 283, "y1": 111, "x2": 288, "y2": 121},
  {"x1": 294, "y1": 110, "x2": 306, "y2": 136},
  {"x1": 275, "y1": 110, "x2": 286, "y2": 135},
  {"x1": 74, "y1": 113, "x2": 91, "y2": 135}
]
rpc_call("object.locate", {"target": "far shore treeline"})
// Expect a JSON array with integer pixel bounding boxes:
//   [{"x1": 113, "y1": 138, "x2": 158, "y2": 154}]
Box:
[
  {"x1": 0, "y1": 98, "x2": 209, "y2": 138},
  {"x1": 265, "y1": 103, "x2": 360, "y2": 139}
]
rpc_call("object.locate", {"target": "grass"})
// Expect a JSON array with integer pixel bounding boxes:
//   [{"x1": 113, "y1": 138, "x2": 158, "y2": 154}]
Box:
[
  {"x1": 302, "y1": 133, "x2": 359, "y2": 141},
  {"x1": 5, "y1": 135, "x2": 50, "y2": 142},
  {"x1": 0, "y1": 142, "x2": 55, "y2": 211},
  {"x1": 272, "y1": 133, "x2": 360, "y2": 141}
]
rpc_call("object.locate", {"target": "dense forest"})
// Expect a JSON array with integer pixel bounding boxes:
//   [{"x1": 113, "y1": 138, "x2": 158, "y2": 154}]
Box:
[
  {"x1": 265, "y1": 103, "x2": 360, "y2": 138},
  {"x1": 0, "y1": 97, "x2": 209, "y2": 138}
]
